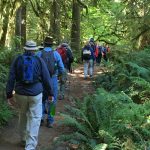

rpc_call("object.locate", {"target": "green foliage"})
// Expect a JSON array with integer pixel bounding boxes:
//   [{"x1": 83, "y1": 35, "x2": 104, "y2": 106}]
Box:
[
  {"x1": 94, "y1": 47, "x2": 150, "y2": 103},
  {"x1": 0, "y1": 101, "x2": 13, "y2": 127},
  {"x1": 0, "y1": 47, "x2": 17, "y2": 127},
  {"x1": 56, "y1": 88, "x2": 150, "y2": 149}
]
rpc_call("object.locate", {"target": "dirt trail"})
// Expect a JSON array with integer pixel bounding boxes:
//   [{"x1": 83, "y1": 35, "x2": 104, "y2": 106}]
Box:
[{"x1": 0, "y1": 65, "x2": 102, "y2": 150}]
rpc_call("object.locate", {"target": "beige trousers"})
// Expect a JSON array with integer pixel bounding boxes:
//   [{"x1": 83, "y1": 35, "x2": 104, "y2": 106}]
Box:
[{"x1": 15, "y1": 93, "x2": 42, "y2": 150}]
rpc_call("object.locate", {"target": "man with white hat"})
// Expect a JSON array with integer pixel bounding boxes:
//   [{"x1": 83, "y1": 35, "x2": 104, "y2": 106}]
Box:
[{"x1": 6, "y1": 40, "x2": 54, "y2": 150}]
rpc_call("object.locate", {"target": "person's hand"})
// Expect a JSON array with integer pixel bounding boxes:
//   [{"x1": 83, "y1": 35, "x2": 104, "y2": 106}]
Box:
[
  {"x1": 7, "y1": 97, "x2": 16, "y2": 108},
  {"x1": 58, "y1": 75, "x2": 62, "y2": 81},
  {"x1": 48, "y1": 96, "x2": 54, "y2": 103}
]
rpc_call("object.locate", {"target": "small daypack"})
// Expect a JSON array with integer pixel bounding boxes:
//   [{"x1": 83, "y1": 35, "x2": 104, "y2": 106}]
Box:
[
  {"x1": 41, "y1": 50, "x2": 57, "y2": 77},
  {"x1": 57, "y1": 47, "x2": 67, "y2": 63},
  {"x1": 82, "y1": 49, "x2": 91, "y2": 60},
  {"x1": 66, "y1": 48, "x2": 74, "y2": 63},
  {"x1": 16, "y1": 55, "x2": 40, "y2": 84}
]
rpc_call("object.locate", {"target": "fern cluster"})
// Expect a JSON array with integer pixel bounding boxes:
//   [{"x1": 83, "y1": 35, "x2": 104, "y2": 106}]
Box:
[
  {"x1": 0, "y1": 47, "x2": 18, "y2": 127},
  {"x1": 0, "y1": 101, "x2": 13, "y2": 127},
  {"x1": 94, "y1": 47, "x2": 150, "y2": 104},
  {"x1": 56, "y1": 89, "x2": 150, "y2": 149},
  {"x1": 55, "y1": 47, "x2": 150, "y2": 149}
]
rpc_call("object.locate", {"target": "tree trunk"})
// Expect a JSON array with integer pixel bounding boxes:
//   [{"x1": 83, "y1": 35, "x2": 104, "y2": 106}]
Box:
[
  {"x1": 15, "y1": 6, "x2": 22, "y2": 49},
  {"x1": 50, "y1": 0, "x2": 61, "y2": 44},
  {"x1": 0, "y1": 9, "x2": 10, "y2": 46},
  {"x1": 70, "y1": 0, "x2": 81, "y2": 53},
  {"x1": 21, "y1": 5, "x2": 26, "y2": 46},
  {"x1": 15, "y1": 4, "x2": 26, "y2": 49}
]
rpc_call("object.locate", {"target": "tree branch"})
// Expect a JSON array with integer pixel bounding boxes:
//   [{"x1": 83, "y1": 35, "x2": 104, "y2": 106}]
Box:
[
  {"x1": 77, "y1": 0, "x2": 88, "y2": 14},
  {"x1": 132, "y1": 25, "x2": 150, "y2": 41},
  {"x1": 29, "y1": 0, "x2": 40, "y2": 17}
]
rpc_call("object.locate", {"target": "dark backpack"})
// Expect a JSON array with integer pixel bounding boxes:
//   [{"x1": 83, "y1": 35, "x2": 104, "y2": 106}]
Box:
[
  {"x1": 82, "y1": 49, "x2": 91, "y2": 60},
  {"x1": 57, "y1": 47, "x2": 67, "y2": 63},
  {"x1": 41, "y1": 50, "x2": 57, "y2": 77},
  {"x1": 15, "y1": 55, "x2": 40, "y2": 84},
  {"x1": 66, "y1": 48, "x2": 74, "y2": 63}
]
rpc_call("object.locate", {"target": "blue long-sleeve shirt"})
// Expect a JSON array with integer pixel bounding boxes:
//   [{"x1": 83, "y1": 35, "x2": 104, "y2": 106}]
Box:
[
  {"x1": 36, "y1": 47, "x2": 65, "y2": 76},
  {"x1": 6, "y1": 51, "x2": 54, "y2": 99}
]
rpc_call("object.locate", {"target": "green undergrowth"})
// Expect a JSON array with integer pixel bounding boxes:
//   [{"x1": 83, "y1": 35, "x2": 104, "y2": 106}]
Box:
[
  {"x1": 0, "y1": 47, "x2": 19, "y2": 127},
  {"x1": 56, "y1": 89, "x2": 150, "y2": 149},
  {"x1": 55, "y1": 47, "x2": 150, "y2": 150}
]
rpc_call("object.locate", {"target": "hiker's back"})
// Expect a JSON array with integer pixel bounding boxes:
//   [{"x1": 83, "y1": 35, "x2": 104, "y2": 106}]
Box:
[
  {"x1": 41, "y1": 50, "x2": 57, "y2": 77},
  {"x1": 82, "y1": 45, "x2": 93, "y2": 61},
  {"x1": 16, "y1": 54, "x2": 41, "y2": 84},
  {"x1": 57, "y1": 46, "x2": 67, "y2": 64}
]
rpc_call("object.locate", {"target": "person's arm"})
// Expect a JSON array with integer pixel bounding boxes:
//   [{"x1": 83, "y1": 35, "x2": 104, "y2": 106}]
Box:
[
  {"x1": 67, "y1": 48, "x2": 74, "y2": 63},
  {"x1": 81, "y1": 48, "x2": 84, "y2": 61},
  {"x1": 90, "y1": 47, "x2": 95, "y2": 61},
  {"x1": 6, "y1": 57, "x2": 19, "y2": 107},
  {"x1": 54, "y1": 51, "x2": 65, "y2": 75},
  {"x1": 6, "y1": 57, "x2": 18, "y2": 99}
]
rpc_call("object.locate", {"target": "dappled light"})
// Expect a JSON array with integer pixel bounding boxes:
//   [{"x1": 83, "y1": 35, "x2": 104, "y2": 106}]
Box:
[{"x1": 0, "y1": 0, "x2": 150, "y2": 149}]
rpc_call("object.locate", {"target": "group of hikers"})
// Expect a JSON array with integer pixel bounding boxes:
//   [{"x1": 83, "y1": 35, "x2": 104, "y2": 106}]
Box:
[
  {"x1": 6, "y1": 36, "x2": 73, "y2": 150},
  {"x1": 82, "y1": 38, "x2": 110, "y2": 79},
  {"x1": 6, "y1": 36, "x2": 110, "y2": 150}
]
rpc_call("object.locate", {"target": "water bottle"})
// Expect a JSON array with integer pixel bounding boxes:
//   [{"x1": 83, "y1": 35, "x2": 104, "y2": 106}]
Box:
[{"x1": 50, "y1": 97, "x2": 55, "y2": 117}]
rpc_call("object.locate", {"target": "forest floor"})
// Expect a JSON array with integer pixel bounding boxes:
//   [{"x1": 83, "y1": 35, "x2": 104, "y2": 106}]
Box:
[{"x1": 0, "y1": 64, "x2": 105, "y2": 150}]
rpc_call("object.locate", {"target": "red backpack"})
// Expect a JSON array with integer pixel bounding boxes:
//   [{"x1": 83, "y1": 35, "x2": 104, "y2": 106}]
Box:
[{"x1": 57, "y1": 47, "x2": 67, "y2": 63}]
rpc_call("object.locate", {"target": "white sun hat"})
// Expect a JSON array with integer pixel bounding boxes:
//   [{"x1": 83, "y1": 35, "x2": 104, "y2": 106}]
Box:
[{"x1": 24, "y1": 40, "x2": 38, "y2": 50}]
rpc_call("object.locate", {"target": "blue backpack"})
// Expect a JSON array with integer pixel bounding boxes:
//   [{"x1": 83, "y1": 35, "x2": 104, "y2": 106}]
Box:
[{"x1": 16, "y1": 55, "x2": 40, "y2": 84}]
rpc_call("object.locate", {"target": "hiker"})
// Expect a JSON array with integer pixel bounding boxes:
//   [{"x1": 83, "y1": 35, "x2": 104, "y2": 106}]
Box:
[
  {"x1": 81, "y1": 40, "x2": 95, "y2": 79},
  {"x1": 56, "y1": 43, "x2": 74, "y2": 100},
  {"x1": 95, "y1": 42, "x2": 103, "y2": 66},
  {"x1": 6, "y1": 40, "x2": 54, "y2": 150},
  {"x1": 102, "y1": 43, "x2": 110, "y2": 63},
  {"x1": 89, "y1": 37, "x2": 96, "y2": 53},
  {"x1": 57, "y1": 43, "x2": 74, "y2": 73},
  {"x1": 36, "y1": 36, "x2": 65, "y2": 128}
]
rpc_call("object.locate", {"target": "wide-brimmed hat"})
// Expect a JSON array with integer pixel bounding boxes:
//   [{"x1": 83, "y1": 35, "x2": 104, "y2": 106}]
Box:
[
  {"x1": 61, "y1": 43, "x2": 68, "y2": 47},
  {"x1": 44, "y1": 36, "x2": 53, "y2": 45},
  {"x1": 24, "y1": 40, "x2": 38, "y2": 50}
]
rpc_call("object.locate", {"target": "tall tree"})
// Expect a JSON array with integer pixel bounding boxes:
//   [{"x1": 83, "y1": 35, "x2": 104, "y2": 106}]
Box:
[
  {"x1": 71, "y1": 0, "x2": 81, "y2": 53},
  {"x1": 50, "y1": 0, "x2": 61, "y2": 44},
  {"x1": 0, "y1": 3, "x2": 10, "y2": 46}
]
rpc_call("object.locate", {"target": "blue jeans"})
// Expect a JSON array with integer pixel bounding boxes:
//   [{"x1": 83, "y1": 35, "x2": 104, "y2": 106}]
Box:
[
  {"x1": 42, "y1": 76, "x2": 58, "y2": 124},
  {"x1": 83, "y1": 59, "x2": 94, "y2": 78}
]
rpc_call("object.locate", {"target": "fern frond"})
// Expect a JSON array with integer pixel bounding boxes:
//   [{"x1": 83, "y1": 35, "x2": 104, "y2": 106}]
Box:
[{"x1": 59, "y1": 114, "x2": 92, "y2": 137}]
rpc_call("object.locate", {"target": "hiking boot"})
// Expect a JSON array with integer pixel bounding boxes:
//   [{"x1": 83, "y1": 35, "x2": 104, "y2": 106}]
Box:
[
  {"x1": 84, "y1": 77, "x2": 87, "y2": 80},
  {"x1": 47, "y1": 122, "x2": 54, "y2": 128},
  {"x1": 20, "y1": 140, "x2": 26, "y2": 147},
  {"x1": 90, "y1": 75, "x2": 93, "y2": 78}
]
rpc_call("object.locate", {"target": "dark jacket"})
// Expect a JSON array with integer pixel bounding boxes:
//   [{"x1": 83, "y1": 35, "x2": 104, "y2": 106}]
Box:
[
  {"x1": 6, "y1": 51, "x2": 53, "y2": 99},
  {"x1": 81, "y1": 44, "x2": 95, "y2": 61}
]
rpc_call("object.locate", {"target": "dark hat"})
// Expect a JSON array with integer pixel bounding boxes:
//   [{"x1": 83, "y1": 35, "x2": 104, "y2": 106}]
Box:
[
  {"x1": 44, "y1": 36, "x2": 53, "y2": 45},
  {"x1": 89, "y1": 38, "x2": 94, "y2": 42}
]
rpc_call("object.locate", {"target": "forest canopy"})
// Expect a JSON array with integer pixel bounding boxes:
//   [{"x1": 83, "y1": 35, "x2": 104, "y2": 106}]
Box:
[{"x1": 0, "y1": 0, "x2": 150, "y2": 52}]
